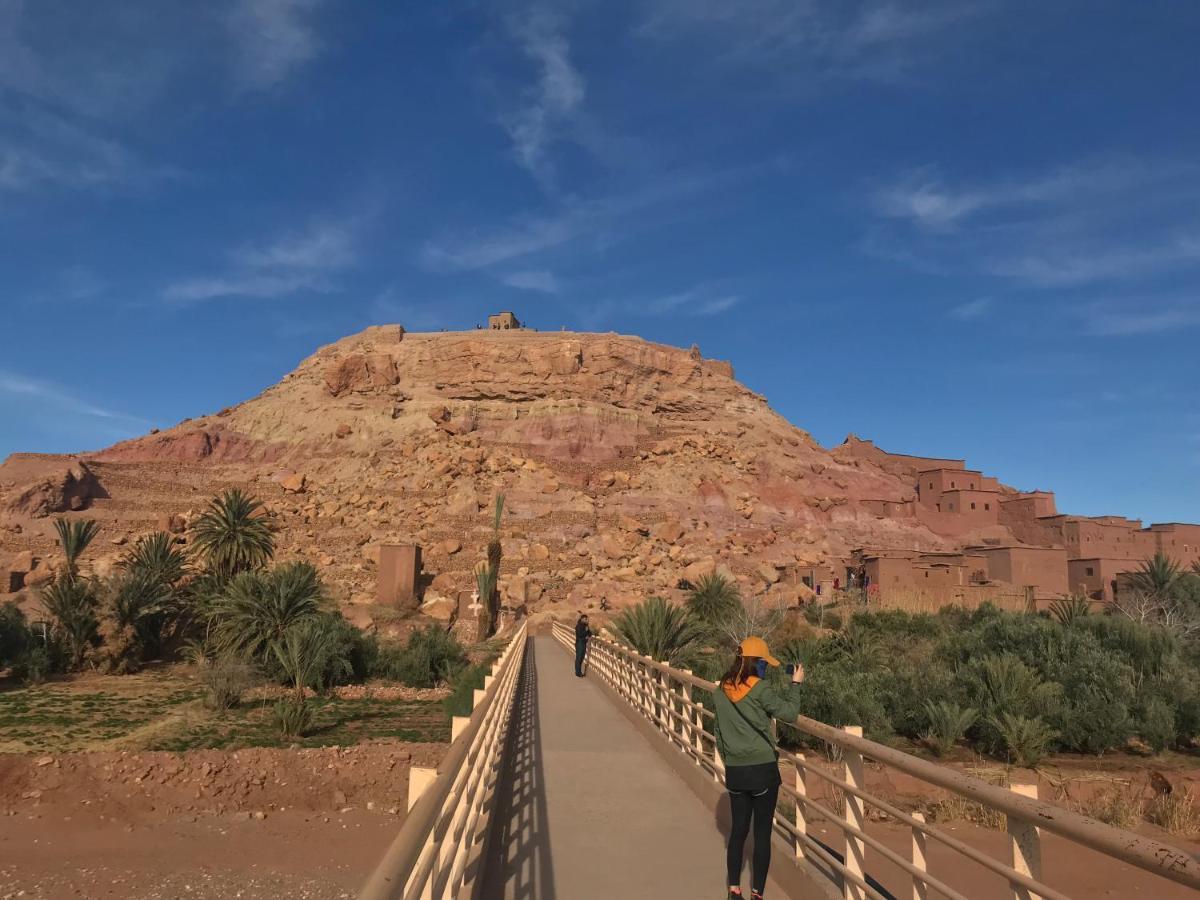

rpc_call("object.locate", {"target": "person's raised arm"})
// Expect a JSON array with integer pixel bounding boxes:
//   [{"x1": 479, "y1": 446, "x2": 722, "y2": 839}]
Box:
[{"x1": 756, "y1": 664, "x2": 806, "y2": 723}]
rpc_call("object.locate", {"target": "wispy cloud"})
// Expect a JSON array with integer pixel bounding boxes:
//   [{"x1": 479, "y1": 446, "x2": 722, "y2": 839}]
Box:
[
  {"x1": 0, "y1": 370, "x2": 151, "y2": 426},
  {"x1": 1081, "y1": 298, "x2": 1200, "y2": 337},
  {"x1": 635, "y1": 0, "x2": 984, "y2": 80},
  {"x1": 501, "y1": 269, "x2": 559, "y2": 293},
  {"x1": 580, "y1": 285, "x2": 742, "y2": 327},
  {"x1": 165, "y1": 218, "x2": 357, "y2": 303},
  {"x1": 874, "y1": 160, "x2": 1198, "y2": 232},
  {"x1": 948, "y1": 297, "x2": 991, "y2": 320},
  {"x1": 0, "y1": 103, "x2": 173, "y2": 193},
  {"x1": 868, "y1": 158, "x2": 1200, "y2": 289},
  {"x1": 501, "y1": 8, "x2": 584, "y2": 189},
  {"x1": 227, "y1": 0, "x2": 327, "y2": 90},
  {"x1": 423, "y1": 163, "x2": 762, "y2": 272}
]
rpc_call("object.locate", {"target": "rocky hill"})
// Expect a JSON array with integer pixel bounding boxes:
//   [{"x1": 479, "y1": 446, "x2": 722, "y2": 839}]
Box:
[{"x1": 0, "y1": 325, "x2": 1019, "y2": 630}]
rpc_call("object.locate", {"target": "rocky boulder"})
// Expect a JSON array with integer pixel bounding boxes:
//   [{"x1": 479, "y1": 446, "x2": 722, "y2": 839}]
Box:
[{"x1": 4, "y1": 459, "x2": 104, "y2": 518}]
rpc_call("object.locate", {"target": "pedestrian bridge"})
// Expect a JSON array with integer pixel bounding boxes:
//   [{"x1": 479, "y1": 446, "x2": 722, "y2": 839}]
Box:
[{"x1": 360, "y1": 623, "x2": 1200, "y2": 900}]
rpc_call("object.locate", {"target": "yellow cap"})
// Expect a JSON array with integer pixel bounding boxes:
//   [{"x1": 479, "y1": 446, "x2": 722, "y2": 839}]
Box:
[{"x1": 739, "y1": 636, "x2": 780, "y2": 667}]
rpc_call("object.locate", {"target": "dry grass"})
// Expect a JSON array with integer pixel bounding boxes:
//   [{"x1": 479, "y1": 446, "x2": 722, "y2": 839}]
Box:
[
  {"x1": 1147, "y1": 787, "x2": 1200, "y2": 837},
  {"x1": 921, "y1": 794, "x2": 1006, "y2": 830},
  {"x1": 1077, "y1": 781, "x2": 1145, "y2": 830}
]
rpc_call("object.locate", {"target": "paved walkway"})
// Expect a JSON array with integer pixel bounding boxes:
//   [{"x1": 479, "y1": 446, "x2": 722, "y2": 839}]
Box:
[{"x1": 481, "y1": 636, "x2": 786, "y2": 899}]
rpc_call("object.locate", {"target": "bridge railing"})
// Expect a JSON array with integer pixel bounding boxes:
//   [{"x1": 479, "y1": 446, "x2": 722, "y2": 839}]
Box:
[
  {"x1": 554, "y1": 622, "x2": 1200, "y2": 900},
  {"x1": 361, "y1": 621, "x2": 527, "y2": 900}
]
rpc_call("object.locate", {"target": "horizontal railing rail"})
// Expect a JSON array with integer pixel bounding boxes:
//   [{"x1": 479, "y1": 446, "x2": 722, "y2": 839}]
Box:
[
  {"x1": 555, "y1": 621, "x2": 1200, "y2": 899},
  {"x1": 361, "y1": 621, "x2": 528, "y2": 900}
]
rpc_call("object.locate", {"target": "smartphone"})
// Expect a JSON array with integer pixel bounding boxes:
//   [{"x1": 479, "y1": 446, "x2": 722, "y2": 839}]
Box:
[
  {"x1": 756, "y1": 659, "x2": 768, "y2": 678},
  {"x1": 786, "y1": 664, "x2": 797, "y2": 676}
]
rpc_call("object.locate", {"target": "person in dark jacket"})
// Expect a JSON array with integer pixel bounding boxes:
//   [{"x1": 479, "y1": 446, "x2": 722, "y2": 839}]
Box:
[
  {"x1": 574, "y1": 614, "x2": 593, "y2": 677},
  {"x1": 713, "y1": 636, "x2": 805, "y2": 900}
]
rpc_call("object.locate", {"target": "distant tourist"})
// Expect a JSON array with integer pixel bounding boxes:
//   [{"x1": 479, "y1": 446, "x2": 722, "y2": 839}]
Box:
[
  {"x1": 714, "y1": 637, "x2": 805, "y2": 899},
  {"x1": 574, "y1": 613, "x2": 594, "y2": 677}
]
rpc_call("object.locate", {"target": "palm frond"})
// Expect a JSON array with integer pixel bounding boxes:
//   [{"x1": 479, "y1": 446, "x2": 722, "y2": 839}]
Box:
[
  {"x1": 190, "y1": 488, "x2": 275, "y2": 579},
  {"x1": 53, "y1": 518, "x2": 100, "y2": 578},
  {"x1": 610, "y1": 596, "x2": 705, "y2": 666}
]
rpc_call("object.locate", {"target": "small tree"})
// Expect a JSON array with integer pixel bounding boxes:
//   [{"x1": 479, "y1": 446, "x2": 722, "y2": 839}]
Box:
[
  {"x1": 1127, "y1": 553, "x2": 1183, "y2": 599},
  {"x1": 191, "y1": 489, "x2": 275, "y2": 580},
  {"x1": 484, "y1": 493, "x2": 505, "y2": 634},
  {"x1": 210, "y1": 561, "x2": 326, "y2": 662},
  {"x1": 40, "y1": 577, "x2": 99, "y2": 669},
  {"x1": 610, "y1": 596, "x2": 705, "y2": 666},
  {"x1": 120, "y1": 531, "x2": 188, "y2": 589},
  {"x1": 686, "y1": 572, "x2": 741, "y2": 630}
]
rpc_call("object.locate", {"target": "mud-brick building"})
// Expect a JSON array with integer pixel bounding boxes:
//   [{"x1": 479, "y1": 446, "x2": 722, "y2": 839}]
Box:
[{"x1": 488, "y1": 311, "x2": 522, "y2": 330}]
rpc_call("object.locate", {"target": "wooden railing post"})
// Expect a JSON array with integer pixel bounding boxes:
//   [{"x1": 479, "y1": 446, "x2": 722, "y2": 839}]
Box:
[
  {"x1": 911, "y1": 811, "x2": 929, "y2": 900},
  {"x1": 794, "y1": 756, "x2": 808, "y2": 863},
  {"x1": 1009, "y1": 782, "x2": 1043, "y2": 900},
  {"x1": 841, "y1": 725, "x2": 866, "y2": 900},
  {"x1": 408, "y1": 766, "x2": 437, "y2": 812}
]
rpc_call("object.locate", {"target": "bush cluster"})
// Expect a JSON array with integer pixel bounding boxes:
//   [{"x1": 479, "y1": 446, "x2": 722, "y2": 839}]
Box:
[
  {"x1": 777, "y1": 604, "x2": 1200, "y2": 763},
  {"x1": 7, "y1": 490, "x2": 475, "y2": 742}
]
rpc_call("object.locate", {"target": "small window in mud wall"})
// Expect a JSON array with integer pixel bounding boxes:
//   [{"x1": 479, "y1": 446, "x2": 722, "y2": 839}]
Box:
[
  {"x1": 970, "y1": 502, "x2": 976, "y2": 510},
  {"x1": 1086, "y1": 566, "x2": 1095, "y2": 576},
  {"x1": 985, "y1": 503, "x2": 990, "y2": 511},
  {"x1": 950, "y1": 481, "x2": 956, "y2": 488},
  {"x1": 928, "y1": 481, "x2": 934, "y2": 489}
]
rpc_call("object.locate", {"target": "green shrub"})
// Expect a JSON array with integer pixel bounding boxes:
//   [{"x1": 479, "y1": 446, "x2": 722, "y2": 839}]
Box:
[
  {"x1": 1135, "y1": 697, "x2": 1175, "y2": 753},
  {"x1": 610, "y1": 596, "x2": 705, "y2": 666},
  {"x1": 273, "y1": 695, "x2": 312, "y2": 739},
  {"x1": 201, "y1": 656, "x2": 258, "y2": 710},
  {"x1": 390, "y1": 626, "x2": 468, "y2": 688},
  {"x1": 923, "y1": 701, "x2": 977, "y2": 756},
  {"x1": 686, "y1": 573, "x2": 741, "y2": 628},
  {"x1": 444, "y1": 661, "x2": 492, "y2": 718},
  {"x1": 211, "y1": 562, "x2": 326, "y2": 661},
  {"x1": 1048, "y1": 596, "x2": 1092, "y2": 626},
  {"x1": 0, "y1": 601, "x2": 30, "y2": 669},
  {"x1": 991, "y1": 713, "x2": 1056, "y2": 767},
  {"x1": 39, "y1": 577, "x2": 100, "y2": 670}
]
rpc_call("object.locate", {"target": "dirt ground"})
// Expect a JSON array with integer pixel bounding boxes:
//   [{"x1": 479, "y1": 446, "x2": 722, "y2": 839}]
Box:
[{"x1": 0, "y1": 742, "x2": 443, "y2": 900}]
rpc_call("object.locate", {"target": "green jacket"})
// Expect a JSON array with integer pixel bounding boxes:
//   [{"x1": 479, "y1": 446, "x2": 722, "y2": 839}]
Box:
[{"x1": 713, "y1": 677, "x2": 804, "y2": 767}]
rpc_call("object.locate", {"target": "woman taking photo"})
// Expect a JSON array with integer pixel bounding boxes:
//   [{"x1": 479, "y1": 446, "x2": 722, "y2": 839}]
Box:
[{"x1": 713, "y1": 636, "x2": 805, "y2": 899}]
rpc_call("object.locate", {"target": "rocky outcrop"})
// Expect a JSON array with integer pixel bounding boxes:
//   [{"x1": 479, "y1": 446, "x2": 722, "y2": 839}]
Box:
[{"x1": 2, "y1": 457, "x2": 104, "y2": 518}]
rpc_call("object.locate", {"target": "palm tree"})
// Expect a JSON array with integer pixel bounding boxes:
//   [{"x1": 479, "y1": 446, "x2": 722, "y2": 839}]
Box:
[
  {"x1": 272, "y1": 616, "x2": 352, "y2": 695},
  {"x1": 120, "y1": 531, "x2": 188, "y2": 588},
  {"x1": 686, "y1": 572, "x2": 741, "y2": 628},
  {"x1": 53, "y1": 518, "x2": 100, "y2": 582},
  {"x1": 102, "y1": 571, "x2": 174, "y2": 672},
  {"x1": 211, "y1": 561, "x2": 325, "y2": 661},
  {"x1": 610, "y1": 596, "x2": 705, "y2": 666},
  {"x1": 40, "y1": 577, "x2": 99, "y2": 669},
  {"x1": 1127, "y1": 552, "x2": 1183, "y2": 598},
  {"x1": 191, "y1": 489, "x2": 275, "y2": 579}
]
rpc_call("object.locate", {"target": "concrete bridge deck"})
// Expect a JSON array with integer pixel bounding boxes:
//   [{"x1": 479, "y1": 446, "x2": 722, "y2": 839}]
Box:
[{"x1": 482, "y1": 636, "x2": 787, "y2": 899}]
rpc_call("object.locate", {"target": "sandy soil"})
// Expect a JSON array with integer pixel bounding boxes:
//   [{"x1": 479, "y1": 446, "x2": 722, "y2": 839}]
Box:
[{"x1": 0, "y1": 742, "x2": 443, "y2": 900}]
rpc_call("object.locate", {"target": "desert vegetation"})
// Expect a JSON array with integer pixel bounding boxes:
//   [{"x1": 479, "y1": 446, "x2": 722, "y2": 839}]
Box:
[
  {"x1": 605, "y1": 563, "x2": 1200, "y2": 771},
  {"x1": 0, "y1": 489, "x2": 486, "y2": 745}
]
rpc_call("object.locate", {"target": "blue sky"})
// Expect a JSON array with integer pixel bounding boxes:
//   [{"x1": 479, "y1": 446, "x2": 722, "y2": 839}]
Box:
[{"x1": 1, "y1": 1, "x2": 1198, "y2": 524}]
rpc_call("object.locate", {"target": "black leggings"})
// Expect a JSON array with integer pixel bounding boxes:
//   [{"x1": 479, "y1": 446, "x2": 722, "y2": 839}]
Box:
[{"x1": 727, "y1": 783, "x2": 779, "y2": 893}]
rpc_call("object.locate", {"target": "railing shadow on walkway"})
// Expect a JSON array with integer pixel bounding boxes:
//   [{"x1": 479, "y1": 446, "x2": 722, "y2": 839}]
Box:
[{"x1": 480, "y1": 640, "x2": 556, "y2": 899}]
